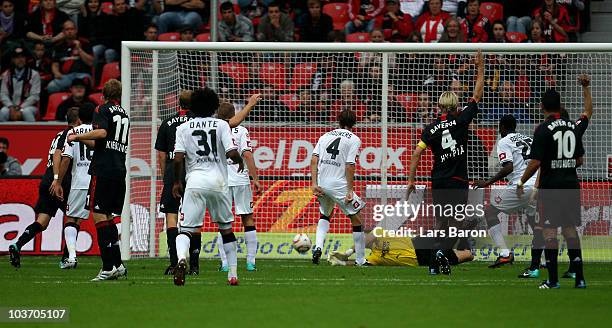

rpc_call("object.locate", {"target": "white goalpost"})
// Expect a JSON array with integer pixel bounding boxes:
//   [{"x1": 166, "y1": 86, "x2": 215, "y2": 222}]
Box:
[{"x1": 120, "y1": 42, "x2": 612, "y2": 262}]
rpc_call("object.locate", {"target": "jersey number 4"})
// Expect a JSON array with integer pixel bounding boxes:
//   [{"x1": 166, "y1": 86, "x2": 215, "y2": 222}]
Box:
[
  {"x1": 326, "y1": 137, "x2": 341, "y2": 159},
  {"x1": 192, "y1": 130, "x2": 218, "y2": 157},
  {"x1": 441, "y1": 129, "x2": 457, "y2": 151}
]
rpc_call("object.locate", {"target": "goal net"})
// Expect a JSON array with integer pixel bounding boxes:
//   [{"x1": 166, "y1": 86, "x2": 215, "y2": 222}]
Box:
[{"x1": 121, "y1": 42, "x2": 612, "y2": 262}]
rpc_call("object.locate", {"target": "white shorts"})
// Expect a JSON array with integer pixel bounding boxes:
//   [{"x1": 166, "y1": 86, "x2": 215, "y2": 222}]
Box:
[
  {"x1": 318, "y1": 187, "x2": 366, "y2": 217},
  {"x1": 491, "y1": 185, "x2": 537, "y2": 217},
  {"x1": 179, "y1": 188, "x2": 234, "y2": 232},
  {"x1": 66, "y1": 189, "x2": 89, "y2": 219},
  {"x1": 227, "y1": 184, "x2": 253, "y2": 215}
]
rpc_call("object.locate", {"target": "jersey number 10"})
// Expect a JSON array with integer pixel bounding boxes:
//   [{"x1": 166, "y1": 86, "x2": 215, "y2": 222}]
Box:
[{"x1": 552, "y1": 130, "x2": 576, "y2": 159}]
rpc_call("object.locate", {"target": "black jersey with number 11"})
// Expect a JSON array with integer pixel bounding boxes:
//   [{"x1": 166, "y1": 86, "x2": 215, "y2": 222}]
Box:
[
  {"x1": 419, "y1": 99, "x2": 479, "y2": 181},
  {"x1": 89, "y1": 101, "x2": 130, "y2": 178}
]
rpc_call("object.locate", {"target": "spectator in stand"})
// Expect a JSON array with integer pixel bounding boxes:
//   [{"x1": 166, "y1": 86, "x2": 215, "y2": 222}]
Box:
[
  {"x1": 331, "y1": 80, "x2": 366, "y2": 122},
  {"x1": 399, "y1": 0, "x2": 425, "y2": 21},
  {"x1": 346, "y1": 0, "x2": 385, "y2": 34},
  {"x1": 0, "y1": 0, "x2": 26, "y2": 47},
  {"x1": 179, "y1": 25, "x2": 195, "y2": 41},
  {"x1": 462, "y1": 0, "x2": 489, "y2": 42},
  {"x1": 377, "y1": 0, "x2": 413, "y2": 42},
  {"x1": 79, "y1": 0, "x2": 117, "y2": 66},
  {"x1": 47, "y1": 20, "x2": 94, "y2": 93},
  {"x1": 109, "y1": 0, "x2": 146, "y2": 45},
  {"x1": 525, "y1": 19, "x2": 545, "y2": 43},
  {"x1": 427, "y1": 0, "x2": 466, "y2": 18},
  {"x1": 505, "y1": 0, "x2": 537, "y2": 35},
  {"x1": 0, "y1": 48, "x2": 41, "y2": 122},
  {"x1": 157, "y1": 0, "x2": 204, "y2": 34},
  {"x1": 25, "y1": 0, "x2": 70, "y2": 45},
  {"x1": 491, "y1": 20, "x2": 509, "y2": 42},
  {"x1": 533, "y1": 0, "x2": 570, "y2": 43},
  {"x1": 257, "y1": 1, "x2": 293, "y2": 42},
  {"x1": 439, "y1": 16, "x2": 464, "y2": 42},
  {"x1": 415, "y1": 0, "x2": 450, "y2": 42},
  {"x1": 144, "y1": 23, "x2": 159, "y2": 41},
  {"x1": 0, "y1": 137, "x2": 22, "y2": 175},
  {"x1": 219, "y1": 1, "x2": 254, "y2": 42},
  {"x1": 28, "y1": 41, "x2": 53, "y2": 116},
  {"x1": 0, "y1": 152, "x2": 9, "y2": 176},
  {"x1": 407, "y1": 30, "x2": 422, "y2": 42},
  {"x1": 56, "y1": 0, "x2": 86, "y2": 22},
  {"x1": 55, "y1": 78, "x2": 96, "y2": 121},
  {"x1": 416, "y1": 92, "x2": 438, "y2": 125},
  {"x1": 297, "y1": 0, "x2": 333, "y2": 43}
]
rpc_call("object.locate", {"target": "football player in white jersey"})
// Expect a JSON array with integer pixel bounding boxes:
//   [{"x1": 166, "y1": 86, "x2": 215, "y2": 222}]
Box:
[
  {"x1": 59, "y1": 105, "x2": 94, "y2": 269},
  {"x1": 311, "y1": 109, "x2": 367, "y2": 265},
  {"x1": 216, "y1": 102, "x2": 263, "y2": 272},
  {"x1": 473, "y1": 115, "x2": 537, "y2": 268},
  {"x1": 171, "y1": 88, "x2": 244, "y2": 286}
]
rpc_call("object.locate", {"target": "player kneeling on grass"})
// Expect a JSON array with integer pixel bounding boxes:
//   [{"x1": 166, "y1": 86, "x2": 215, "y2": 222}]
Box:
[
  {"x1": 311, "y1": 109, "x2": 367, "y2": 266},
  {"x1": 216, "y1": 102, "x2": 263, "y2": 272},
  {"x1": 9, "y1": 110, "x2": 78, "y2": 268},
  {"x1": 328, "y1": 232, "x2": 473, "y2": 267},
  {"x1": 171, "y1": 88, "x2": 245, "y2": 286},
  {"x1": 473, "y1": 115, "x2": 537, "y2": 268}
]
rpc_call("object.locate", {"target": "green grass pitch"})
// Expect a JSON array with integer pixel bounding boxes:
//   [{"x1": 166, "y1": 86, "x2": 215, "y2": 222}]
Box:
[{"x1": 1, "y1": 257, "x2": 612, "y2": 327}]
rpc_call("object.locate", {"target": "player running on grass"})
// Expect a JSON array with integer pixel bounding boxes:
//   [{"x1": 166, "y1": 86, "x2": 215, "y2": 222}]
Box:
[
  {"x1": 406, "y1": 49, "x2": 484, "y2": 275},
  {"x1": 328, "y1": 232, "x2": 474, "y2": 267},
  {"x1": 171, "y1": 87, "x2": 245, "y2": 286},
  {"x1": 311, "y1": 109, "x2": 367, "y2": 266},
  {"x1": 216, "y1": 101, "x2": 263, "y2": 272},
  {"x1": 9, "y1": 109, "x2": 78, "y2": 268},
  {"x1": 59, "y1": 105, "x2": 95, "y2": 269},
  {"x1": 473, "y1": 115, "x2": 537, "y2": 268}
]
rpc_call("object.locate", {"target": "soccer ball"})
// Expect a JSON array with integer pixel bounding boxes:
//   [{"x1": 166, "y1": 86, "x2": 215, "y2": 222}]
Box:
[{"x1": 292, "y1": 233, "x2": 312, "y2": 254}]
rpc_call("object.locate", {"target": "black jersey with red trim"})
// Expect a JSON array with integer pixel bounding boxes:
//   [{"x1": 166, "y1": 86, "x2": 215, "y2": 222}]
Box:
[
  {"x1": 419, "y1": 99, "x2": 479, "y2": 181},
  {"x1": 530, "y1": 112, "x2": 584, "y2": 189},
  {"x1": 574, "y1": 115, "x2": 589, "y2": 138},
  {"x1": 41, "y1": 127, "x2": 73, "y2": 187},
  {"x1": 89, "y1": 101, "x2": 130, "y2": 178},
  {"x1": 154, "y1": 110, "x2": 193, "y2": 185}
]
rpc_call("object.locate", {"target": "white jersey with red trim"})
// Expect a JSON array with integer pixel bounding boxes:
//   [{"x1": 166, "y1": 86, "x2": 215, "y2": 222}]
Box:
[
  {"x1": 313, "y1": 129, "x2": 361, "y2": 191},
  {"x1": 496, "y1": 132, "x2": 537, "y2": 186}
]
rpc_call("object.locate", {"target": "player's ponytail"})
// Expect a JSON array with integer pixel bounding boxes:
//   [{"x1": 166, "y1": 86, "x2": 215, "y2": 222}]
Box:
[{"x1": 438, "y1": 91, "x2": 458, "y2": 113}]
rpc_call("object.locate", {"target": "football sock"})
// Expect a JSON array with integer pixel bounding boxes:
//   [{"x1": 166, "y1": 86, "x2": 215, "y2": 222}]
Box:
[
  {"x1": 544, "y1": 238, "x2": 559, "y2": 284},
  {"x1": 176, "y1": 233, "x2": 191, "y2": 261},
  {"x1": 530, "y1": 229, "x2": 545, "y2": 271},
  {"x1": 352, "y1": 225, "x2": 365, "y2": 265},
  {"x1": 488, "y1": 223, "x2": 510, "y2": 257},
  {"x1": 217, "y1": 233, "x2": 228, "y2": 267},
  {"x1": 166, "y1": 227, "x2": 178, "y2": 267},
  {"x1": 16, "y1": 222, "x2": 43, "y2": 249},
  {"x1": 315, "y1": 216, "x2": 330, "y2": 251},
  {"x1": 189, "y1": 233, "x2": 201, "y2": 269},
  {"x1": 64, "y1": 222, "x2": 79, "y2": 260},
  {"x1": 95, "y1": 221, "x2": 114, "y2": 271},
  {"x1": 222, "y1": 232, "x2": 238, "y2": 279},
  {"x1": 244, "y1": 226, "x2": 257, "y2": 265},
  {"x1": 566, "y1": 237, "x2": 584, "y2": 282},
  {"x1": 108, "y1": 222, "x2": 123, "y2": 268}
]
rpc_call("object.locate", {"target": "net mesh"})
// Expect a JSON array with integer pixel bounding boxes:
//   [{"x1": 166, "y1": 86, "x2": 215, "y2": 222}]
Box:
[{"x1": 126, "y1": 46, "x2": 612, "y2": 261}]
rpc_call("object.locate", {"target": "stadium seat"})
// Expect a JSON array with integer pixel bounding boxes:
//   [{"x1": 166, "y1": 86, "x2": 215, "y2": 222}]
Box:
[
  {"x1": 196, "y1": 33, "x2": 211, "y2": 42},
  {"x1": 289, "y1": 63, "x2": 317, "y2": 91},
  {"x1": 89, "y1": 93, "x2": 104, "y2": 105},
  {"x1": 259, "y1": 63, "x2": 287, "y2": 89},
  {"x1": 279, "y1": 93, "x2": 301, "y2": 111},
  {"x1": 395, "y1": 93, "x2": 418, "y2": 114},
  {"x1": 506, "y1": 32, "x2": 528, "y2": 43},
  {"x1": 346, "y1": 32, "x2": 370, "y2": 43},
  {"x1": 101, "y1": 2, "x2": 113, "y2": 15},
  {"x1": 480, "y1": 2, "x2": 503, "y2": 23},
  {"x1": 158, "y1": 32, "x2": 180, "y2": 41},
  {"x1": 44, "y1": 92, "x2": 70, "y2": 121},
  {"x1": 97, "y1": 62, "x2": 120, "y2": 90},
  {"x1": 323, "y1": 3, "x2": 350, "y2": 31},
  {"x1": 219, "y1": 62, "x2": 250, "y2": 87}
]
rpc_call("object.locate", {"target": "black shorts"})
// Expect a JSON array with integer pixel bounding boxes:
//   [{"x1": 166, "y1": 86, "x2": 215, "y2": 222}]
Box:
[
  {"x1": 34, "y1": 182, "x2": 68, "y2": 216},
  {"x1": 160, "y1": 182, "x2": 180, "y2": 214},
  {"x1": 431, "y1": 178, "x2": 469, "y2": 222},
  {"x1": 538, "y1": 188, "x2": 581, "y2": 228},
  {"x1": 86, "y1": 176, "x2": 126, "y2": 216}
]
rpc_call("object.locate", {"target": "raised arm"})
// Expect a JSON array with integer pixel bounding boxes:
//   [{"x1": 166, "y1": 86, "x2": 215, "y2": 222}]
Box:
[
  {"x1": 228, "y1": 94, "x2": 262, "y2": 128},
  {"x1": 472, "y1": 49, "x2": 484, "y2": 102},
  {"x1": 578, "y1": 74, "x2": 592, "y2": 119}
]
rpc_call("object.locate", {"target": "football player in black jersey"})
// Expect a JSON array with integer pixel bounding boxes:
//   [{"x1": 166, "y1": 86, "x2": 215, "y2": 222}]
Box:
[
  {"x1": 9, "y1": 109, "x2": 79, "y2": 268},
  {"x1": 518, "y1": 75, "x2": 592, "y2": 286},
  {"x1": 69, "y1": 79, "x2": 130, "y2": 281},
  {"x1": 406, "y1": 50, "x2": 484, "y2": 275},
  {"x1": 155, "y1": 91, "x2": 261, "y2": 275}
]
